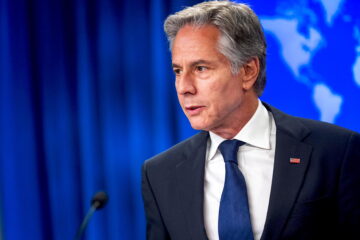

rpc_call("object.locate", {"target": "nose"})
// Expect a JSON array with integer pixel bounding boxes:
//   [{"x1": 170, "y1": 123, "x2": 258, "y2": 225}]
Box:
[{"x1": 176, "y1": 71, "x2": 196, "y2": 95}]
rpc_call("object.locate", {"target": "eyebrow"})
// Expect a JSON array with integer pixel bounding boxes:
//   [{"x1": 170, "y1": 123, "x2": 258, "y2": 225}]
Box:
[{"x1": 172, "y1": 60, "x2": 214, "y2": 68}]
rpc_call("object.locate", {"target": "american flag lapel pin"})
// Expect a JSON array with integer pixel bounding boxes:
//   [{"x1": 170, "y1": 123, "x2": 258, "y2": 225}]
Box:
[{"x1": 290, "y1": 158, "x2": 301, "y2": 164}]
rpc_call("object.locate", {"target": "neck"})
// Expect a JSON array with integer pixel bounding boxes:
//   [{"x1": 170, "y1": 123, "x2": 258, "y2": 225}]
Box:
[{"x1": 211, "y1": 96, "x2": 259, "y2": 139}]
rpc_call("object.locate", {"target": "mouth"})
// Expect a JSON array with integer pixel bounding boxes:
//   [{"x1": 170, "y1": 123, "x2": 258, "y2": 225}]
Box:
[{"x1": 185, "y1": 105, "x2": 205, "y2": 116}]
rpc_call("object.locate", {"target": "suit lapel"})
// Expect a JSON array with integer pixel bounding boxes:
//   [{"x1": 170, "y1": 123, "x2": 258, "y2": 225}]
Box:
[
  {"x1": 173, "y1": 104, "x2": 313, "y2": 240},
  {"x1": 261, "y1": 104, "x2": 313, "y2": 240},
  {"x1": 175, "y1": 131, "x2": 209, "y2": 240}
]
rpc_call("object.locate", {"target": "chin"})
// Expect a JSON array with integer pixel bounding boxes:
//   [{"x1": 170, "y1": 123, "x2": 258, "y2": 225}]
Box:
[
  {"x1": 189, "y1": 120, "x2": 211, "y2": 131},
  {"x1": 189, "y1": 123, "x2": 202, "y2": 130}
]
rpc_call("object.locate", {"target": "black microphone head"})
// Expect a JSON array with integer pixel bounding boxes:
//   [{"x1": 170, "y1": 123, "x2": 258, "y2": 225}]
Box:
[{"x1": 91, "y1": 191, "x2": 108, "y2": 210}]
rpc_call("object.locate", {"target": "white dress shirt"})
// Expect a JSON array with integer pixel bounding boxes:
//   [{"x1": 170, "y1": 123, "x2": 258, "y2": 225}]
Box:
[{"x1": 204, "y1": 100, "x2": 276, "y2": 240}]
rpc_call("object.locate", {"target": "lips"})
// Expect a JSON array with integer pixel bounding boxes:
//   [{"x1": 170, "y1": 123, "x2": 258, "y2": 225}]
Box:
[
  {"x1": 185, "y1": 105, "x2": 205, "y2": 116},
  {"x1": 186, "y1": 106, "x2": 201, "y2": 110}
]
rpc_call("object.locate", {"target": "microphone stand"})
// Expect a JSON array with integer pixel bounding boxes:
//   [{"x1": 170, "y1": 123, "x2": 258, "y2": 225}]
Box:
[{"x1": 73, "y1": 192, "x2": 108, "y2": 240}]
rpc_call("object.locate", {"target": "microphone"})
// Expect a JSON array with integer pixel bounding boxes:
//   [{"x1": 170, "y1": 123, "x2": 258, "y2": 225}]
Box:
[
  {"x1": 74, "y1": 191, "x2": 109, "y2": 240},
  {"x1": 91, "y1": 191, "x2": 108, "y2": 210}
]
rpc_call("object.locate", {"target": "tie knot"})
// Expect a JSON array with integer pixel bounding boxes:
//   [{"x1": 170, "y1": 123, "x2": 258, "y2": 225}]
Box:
[{"x1": 219, "y1": 140, "x2": 245, "y2": 164}]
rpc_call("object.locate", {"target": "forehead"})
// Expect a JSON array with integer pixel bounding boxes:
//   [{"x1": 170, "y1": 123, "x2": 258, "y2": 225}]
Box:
[
  {"x1": 174, "y1": 24, "x2": 220, "y2": 44},
  {"x1": 172, "y1": 24, "x2": 224, "y2": 63}
]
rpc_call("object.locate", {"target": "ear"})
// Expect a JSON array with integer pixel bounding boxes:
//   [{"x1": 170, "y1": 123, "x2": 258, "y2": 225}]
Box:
[{"x1": 241, "y1": 57, "x2": 260, "y2": 91}]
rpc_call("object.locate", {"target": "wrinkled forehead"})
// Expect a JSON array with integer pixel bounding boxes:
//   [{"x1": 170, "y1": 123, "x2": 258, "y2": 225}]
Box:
[
  {"x1": 175, "y1": 23, "x2": 221, "y2": 42},
  {"x1": 171, "y1": 24, "x2": 230, "y2": 66},
  {"x1": 172, "y1": 24, "x2": 221, "y2": 52}
]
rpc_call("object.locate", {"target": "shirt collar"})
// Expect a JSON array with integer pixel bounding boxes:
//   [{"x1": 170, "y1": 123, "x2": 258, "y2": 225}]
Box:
[{"x1": 207, "y1": 100, "x2": 271, "y2": 161}]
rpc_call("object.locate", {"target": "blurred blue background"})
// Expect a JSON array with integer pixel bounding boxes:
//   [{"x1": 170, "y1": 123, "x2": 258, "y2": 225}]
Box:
[{"x1": 0, "y1": 0, "x2": 359, "y2": 239}]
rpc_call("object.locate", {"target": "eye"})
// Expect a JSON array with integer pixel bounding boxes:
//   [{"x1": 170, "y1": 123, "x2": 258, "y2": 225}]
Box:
[
  {"x1": 196, "y1": 66, "x2": 208, "y2": 72},
  {"x1": 173, "y1": 68, "x2": 182, "y2": 76}
]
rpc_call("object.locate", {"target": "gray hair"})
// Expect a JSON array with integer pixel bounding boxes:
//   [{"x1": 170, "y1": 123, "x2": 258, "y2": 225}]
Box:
[{"x1": 164, "y1": 1, "x2": 267, "y2": 96}]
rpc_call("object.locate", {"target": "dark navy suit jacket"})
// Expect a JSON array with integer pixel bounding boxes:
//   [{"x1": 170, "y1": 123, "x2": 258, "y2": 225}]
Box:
[{"x1": 141, "y1": 103, "x2": 360, "y2": 240}]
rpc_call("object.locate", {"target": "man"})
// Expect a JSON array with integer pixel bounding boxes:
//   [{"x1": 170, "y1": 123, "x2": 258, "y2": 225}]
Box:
[{"x1": 141, "y1": 1, "x2": 360, "y2": 239}]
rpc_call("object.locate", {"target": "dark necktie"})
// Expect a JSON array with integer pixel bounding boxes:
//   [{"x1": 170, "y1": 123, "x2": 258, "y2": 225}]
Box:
[{"x1": 218, "y1": 140, "x2": 254, "y2": 240}]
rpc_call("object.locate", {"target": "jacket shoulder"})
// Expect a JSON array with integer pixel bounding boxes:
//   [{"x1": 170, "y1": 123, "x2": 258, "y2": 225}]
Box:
[
  {"x1": 293, "y1": 115, "x2": 360, "y2": 145},
  {"x1": 264, "y1": 101, "x2": 359, "y2": 140},
  {"x1": 143, "y1": 131, "x2": 208, "y2": 170}
]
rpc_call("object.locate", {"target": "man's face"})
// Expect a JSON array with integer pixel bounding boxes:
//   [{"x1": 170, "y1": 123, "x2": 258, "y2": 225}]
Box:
[{"x1": 172, "y1": 24, "x2": 251, "y2": 133}]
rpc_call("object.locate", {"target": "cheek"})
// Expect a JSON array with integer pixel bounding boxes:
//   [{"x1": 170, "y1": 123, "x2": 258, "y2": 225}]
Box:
[
  {"x1": 207, "y1": 79, "x2": 222, "y2": 91},
  {"x1": 208, "y1": 87, "x2": 242, "y2": 115},
  {"x1": 175, "y1": 83, "x2": 180, "y2": 95},
  {"x1": 206, "y1": 73, "x2": 238, "y2": 94},
  {"x1": 178, "y1": 96, "x2": 185, "y2": 107},
  {"x1": 176, "y1": 92, "x2": 183, "y2": 104},
  {"x1": 206, "y1": 94, "x2": 226, "y2": 118},
  {"x1": 198, "y1": 82, "x2": 226, "y2": 113}
]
